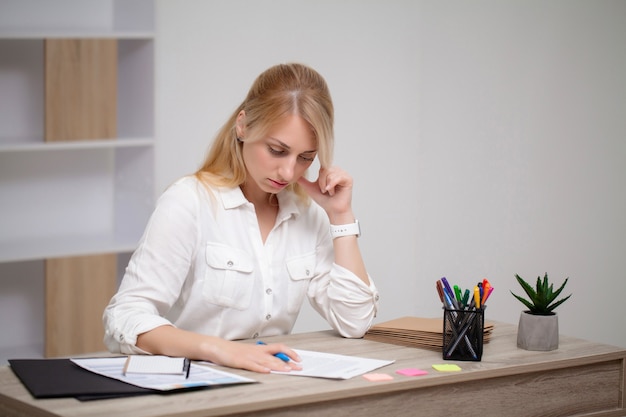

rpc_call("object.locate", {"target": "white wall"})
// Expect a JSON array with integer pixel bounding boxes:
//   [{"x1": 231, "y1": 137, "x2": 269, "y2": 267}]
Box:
[
  {"x1": 156, "y1": 0, "x2": 626, "y2": 347},
  {"x1": 155, "y1": 0, "x2": 421, "y2": 334},
  {"x1": 415, "y1": 0, "x2": 626, "y2": 348}
]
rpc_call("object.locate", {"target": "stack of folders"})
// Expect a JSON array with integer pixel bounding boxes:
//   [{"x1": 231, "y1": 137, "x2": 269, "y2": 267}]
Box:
[{"x1": 364, "y1": 316, "x2": 494, "y2": 351}]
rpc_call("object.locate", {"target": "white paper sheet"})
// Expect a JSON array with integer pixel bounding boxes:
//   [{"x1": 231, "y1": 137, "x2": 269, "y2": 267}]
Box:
[
  {"x1": 123, "y1": 355, "x2": 188, "y2": 375},
  {"x1": 271, "y1": 349, "x2": 395, "y2": 379},
  {"x1": 70, "y1": 357, "x2": 256, "y2": 391}
]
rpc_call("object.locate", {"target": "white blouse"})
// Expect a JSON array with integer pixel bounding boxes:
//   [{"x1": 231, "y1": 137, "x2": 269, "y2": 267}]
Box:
[{"x1": 103, "y1": 176, "x2": 379, "y2": 354}]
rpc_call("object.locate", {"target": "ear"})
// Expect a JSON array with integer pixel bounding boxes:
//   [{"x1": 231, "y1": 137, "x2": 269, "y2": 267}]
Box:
[{"x1": 236, "y1": 110, "x2": 246, "y2": 138}]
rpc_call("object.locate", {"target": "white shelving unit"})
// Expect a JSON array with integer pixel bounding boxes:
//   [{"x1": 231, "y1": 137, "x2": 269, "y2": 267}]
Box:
[{"x1": 0, "y1": 0, "x2": 155, "y2": 363}]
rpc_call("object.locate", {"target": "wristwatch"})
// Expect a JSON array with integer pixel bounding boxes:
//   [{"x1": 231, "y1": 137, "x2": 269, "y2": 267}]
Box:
[{"x1": 329, "y1": 220, "x2": 361, "y2": 239}]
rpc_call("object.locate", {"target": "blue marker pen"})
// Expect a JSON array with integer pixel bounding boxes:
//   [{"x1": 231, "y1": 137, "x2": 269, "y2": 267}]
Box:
[
  {"x1": 256, "y1": 341, "x2": 290, "y2": 362},
  {"x1": 443, "y1": 289, "x2": 456, "y2": 310}
]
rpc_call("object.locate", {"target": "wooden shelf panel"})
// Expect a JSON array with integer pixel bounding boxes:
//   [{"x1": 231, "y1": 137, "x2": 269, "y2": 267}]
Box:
[
  {"x1": 45, "y1": 254, "x2": 118, "y2": 357},
  {"x1": 0, "y1": 38, "x2": 154, "y2": 144},
  {"x1": 45, "y1": 39, "x2": 118, "y2": 142}
]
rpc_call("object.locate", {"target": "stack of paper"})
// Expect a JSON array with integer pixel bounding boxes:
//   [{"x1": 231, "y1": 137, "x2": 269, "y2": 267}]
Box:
[
  {"x1": 364, "y1": 316, "x2": 494, "y2": 351},
  {"x1": 271, "y1": 349, "x2": 394, "y2": 380}
]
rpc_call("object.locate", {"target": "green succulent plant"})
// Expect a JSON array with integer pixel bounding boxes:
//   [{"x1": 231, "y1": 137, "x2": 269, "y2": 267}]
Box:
[{"x1": 511, "y1": 273, "x2": 572, "y2": 315}]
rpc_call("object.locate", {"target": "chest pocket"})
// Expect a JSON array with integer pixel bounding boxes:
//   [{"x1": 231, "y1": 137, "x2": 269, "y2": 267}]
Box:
[
  {"x1": 203, "y1": 242, "x2": 254, "y2": 310},
  {"x1": 285, "y1": 252, "x2": 316, "y2": 314}
]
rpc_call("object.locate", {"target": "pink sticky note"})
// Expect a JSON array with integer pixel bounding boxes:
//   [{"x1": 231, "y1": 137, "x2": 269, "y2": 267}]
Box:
[
  {"x1": 396, "y1": 368, "x2": 428, "y2": 376},
  {"x1": 362, "y1": 373, "x2": 394, "y2": 382}
]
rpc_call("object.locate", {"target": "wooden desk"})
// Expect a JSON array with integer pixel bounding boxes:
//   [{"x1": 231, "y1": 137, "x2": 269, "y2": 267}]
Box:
[{"x1": 0, "y1": 323, "x2": 624, "y2": 417}]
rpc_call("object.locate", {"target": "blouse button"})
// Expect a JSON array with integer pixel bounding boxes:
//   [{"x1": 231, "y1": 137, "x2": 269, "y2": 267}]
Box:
[
  {"x1": 305, "y1": 269, "x2": 310, "y2": 276},
  {"x1": 266, "y1": 288, "x2": 273, "y2": 295},
  {"x1": 375, "y1": 294, "x2": 380, "y2": 301},
  {"x1": 226, "y1": 260, "x2": 234, "y2": 267},
  {"x1": 265, "y1": 314, "x2": 272, "y2": 320},
  {"x1": 253, "y1": 332, "x2": 259, "y2": 338}
]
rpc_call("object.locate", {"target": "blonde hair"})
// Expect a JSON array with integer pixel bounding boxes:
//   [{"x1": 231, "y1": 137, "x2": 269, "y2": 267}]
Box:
[{"x1": 195, "y1": 63, "x2": 334, "y2": 200}]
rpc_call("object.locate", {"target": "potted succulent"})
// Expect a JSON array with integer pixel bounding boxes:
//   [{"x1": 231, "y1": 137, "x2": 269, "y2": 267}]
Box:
[{"x1": 511, "y1": 273, "x2": 572, "y2": 351}]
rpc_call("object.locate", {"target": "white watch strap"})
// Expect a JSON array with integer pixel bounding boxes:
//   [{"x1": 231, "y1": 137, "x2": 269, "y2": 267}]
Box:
[{"x1": 330, "y1": 220, "x2": 360, "y2": 239}]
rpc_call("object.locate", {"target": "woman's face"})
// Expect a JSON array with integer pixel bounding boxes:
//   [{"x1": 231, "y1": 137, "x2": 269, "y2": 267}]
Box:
[{"x1": 240, "y1": 114, "x2": 317, "y2": 200}]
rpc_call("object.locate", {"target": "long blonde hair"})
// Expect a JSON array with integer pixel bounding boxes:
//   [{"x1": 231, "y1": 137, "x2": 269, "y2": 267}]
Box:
[{"x1": 195, "y1": 63, "x2": 334, "y2": 200}]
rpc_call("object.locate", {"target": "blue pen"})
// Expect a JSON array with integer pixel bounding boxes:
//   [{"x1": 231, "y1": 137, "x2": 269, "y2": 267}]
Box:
[{"x1": 256, "y1": 341, "x2": 290, "y2": 362}]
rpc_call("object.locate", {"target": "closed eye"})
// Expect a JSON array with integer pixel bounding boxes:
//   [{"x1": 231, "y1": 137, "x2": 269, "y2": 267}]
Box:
[
  {"x1": 268, "y1": 145, "x2": 316, "y2": 163},
  {"x1": 268, "y1": 145, "x2": 286, "y2": 156}
]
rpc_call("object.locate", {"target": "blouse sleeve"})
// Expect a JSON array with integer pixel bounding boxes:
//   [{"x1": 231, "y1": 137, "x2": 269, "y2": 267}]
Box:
[
  {"x1": 102, "y1": 179, "x2": 201, "y2": 354},
  {"x1": 305, "y1": 208, "x2": 380, "y2": 338}
]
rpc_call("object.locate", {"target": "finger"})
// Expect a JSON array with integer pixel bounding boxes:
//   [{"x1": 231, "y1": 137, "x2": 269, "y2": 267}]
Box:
[
  {"x1": 318, "y1": 168, "x2": 329, "y2": 193},
  {"x1": 265, "y1": 357, "x2": 294, "y2": 372},
  {"x1": 264, "y1": 354, "x2": 301, "y2": 372},
  {"x1": 278, "y1": 345, "x2": 302, "y2": 363},
  {"x1": 277, "y1": 345, "x2": 302, "y2": 370},
  {"x1": 322, "y1": 168, "x2": 352, "y2": 195},
  {"x1": 262, "y1": 343, "x2": 301, "y2": 363},
  {"x1": 230, "y1": 356, "x2": 271, "y2": 374},
  {"x1": 244, "y1": 354, "x2": 290, "y2": 373},
  {"x1": 246, "y1": 363, "x2": 272, "y2": 373},
  {"x1": 286, "y1": 361, "x2": 303, "y2": 371},
  {"x1": 323, "y1": 172, "x2": 344, "y2": 196}
]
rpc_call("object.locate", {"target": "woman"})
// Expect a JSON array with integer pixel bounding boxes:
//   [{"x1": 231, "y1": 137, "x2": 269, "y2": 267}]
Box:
[{"x1": 103, "y1": 63, "x2": 379, "y2": 373}]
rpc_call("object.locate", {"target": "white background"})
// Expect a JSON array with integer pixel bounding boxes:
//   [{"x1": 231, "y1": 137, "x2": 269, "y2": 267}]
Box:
[{"x1": 156, "y1": 0, "x2": 626, "y2": 347}]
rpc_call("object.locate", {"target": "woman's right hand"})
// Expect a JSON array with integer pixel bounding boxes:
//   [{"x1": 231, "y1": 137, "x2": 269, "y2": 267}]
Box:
[
  {"x1": 137, "y1": 325, "x2": 302, "y2": 373},
  {"x1": 209, "y1": 339, "x2": 302, "y2": 373}
]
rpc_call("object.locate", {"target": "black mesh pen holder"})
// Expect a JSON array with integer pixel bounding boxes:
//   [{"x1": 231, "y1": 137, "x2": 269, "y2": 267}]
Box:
[{"x1": 442, "y1": 308, "x2": 484, "y2": 361}]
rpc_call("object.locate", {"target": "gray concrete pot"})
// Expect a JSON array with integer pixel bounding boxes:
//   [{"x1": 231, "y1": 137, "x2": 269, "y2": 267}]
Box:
[{"x1": 517, "y1": 311, "x2": 559, "y2": 351}]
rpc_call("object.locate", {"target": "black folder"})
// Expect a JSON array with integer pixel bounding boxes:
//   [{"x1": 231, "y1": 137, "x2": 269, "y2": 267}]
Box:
[{"x1": 9, "y1": 358, "x2": 155, "y2": 401}]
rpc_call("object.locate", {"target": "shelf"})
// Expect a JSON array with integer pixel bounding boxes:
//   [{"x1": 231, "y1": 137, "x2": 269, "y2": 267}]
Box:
[
  {"x1": 0, "y1": 0, "x2": 154, "y2": 37},
  {"x1": 0, "y1": 252, "x2": 131, "y2": 362},
  {"x1": 0, "y1": 2, "x2": 155, "y2": 259},
  {"x1": 0, "y1": 146, "x2": 154, "y2": 264},
  {"x1": 0, "y1": 30, "x2": 155, "y2": 40},
  {"x1": 0, "y1": 0, "x2": 155, "y2": 358},
  {"x1": 0, "y1": 38, "x2": 154, "y2": 144},
  {"x1": 0, "y1": 233, "x2": 140, "y2": 264},
  {"x1": 0, "y1": 137, "x2": 154, "y2": 153}
]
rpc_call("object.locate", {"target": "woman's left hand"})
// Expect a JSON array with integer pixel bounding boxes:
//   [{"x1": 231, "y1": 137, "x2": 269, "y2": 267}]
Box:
[{"x1": 297, "y1": 166, "x2": 354, "y2": 223}]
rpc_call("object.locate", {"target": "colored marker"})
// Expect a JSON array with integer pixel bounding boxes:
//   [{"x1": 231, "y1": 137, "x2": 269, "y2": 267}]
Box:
[
  {"x1": 453, "y1": 285, "x2": 463, "y2": 305},
  {"x1": 441, "y1": 277, "x2": 454, "y2": 300},
  {"x1": 474, "y1": 286, "x2": 481, "y2": 309},
  {"x1": 481, "y1": 281, "x2": 490, "y2": 305},
  {"x1": 436, "y1": 280, "x2": 445, "y2": 303},
  {"x1": 483, "y1": 286, "x2": 494, "y2": 305},
  {"x1": 441, "y1": 277, "x2": 459, "y2": 309},
  {"x1": 461, "y1": 289, "x2": 470, "y2": 308}
]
